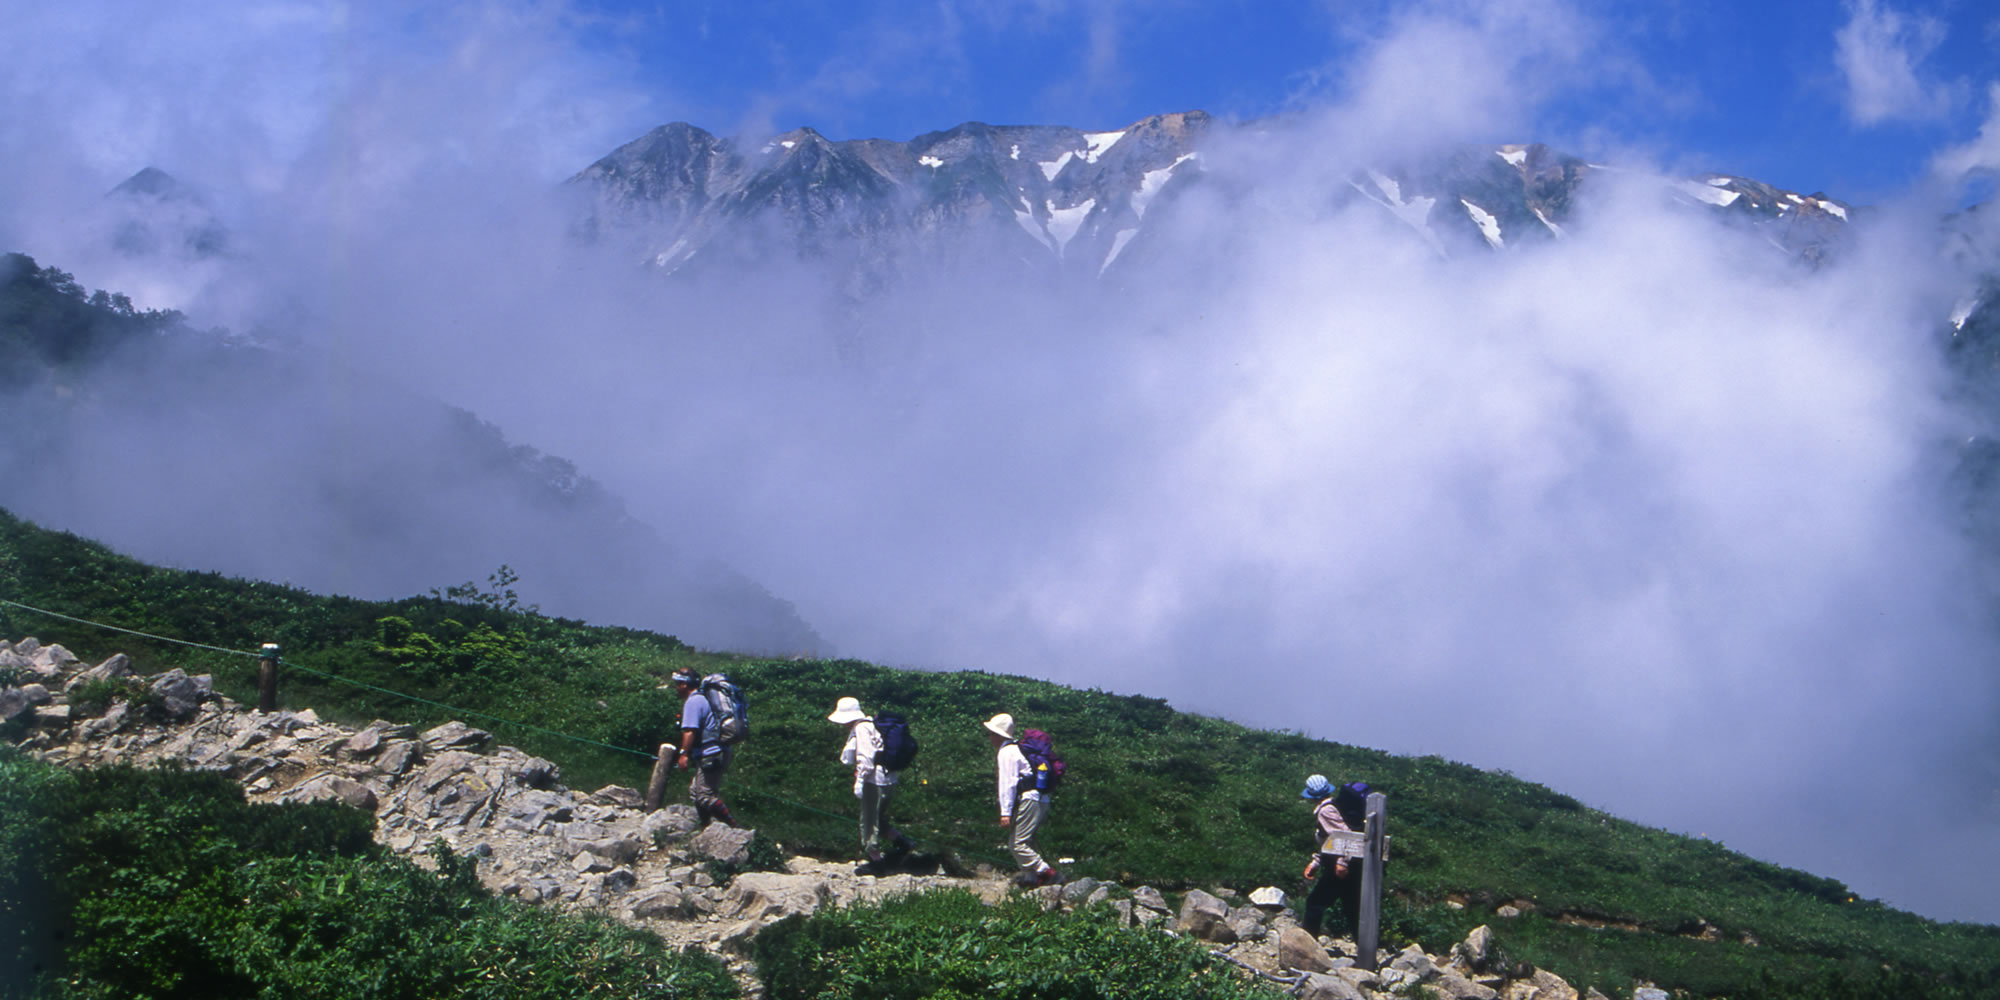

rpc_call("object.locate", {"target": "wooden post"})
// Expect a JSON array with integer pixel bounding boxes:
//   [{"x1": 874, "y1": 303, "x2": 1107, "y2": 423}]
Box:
[
  {"x1": 643, "y1": 742, "x2": 676, "y2": 811},
  {"x1": 1357, "y1": 791, "x2": 1388, "y2": 970},
  {"x1": 256, "y1": 643, "x2": 280, "y2": 713}
]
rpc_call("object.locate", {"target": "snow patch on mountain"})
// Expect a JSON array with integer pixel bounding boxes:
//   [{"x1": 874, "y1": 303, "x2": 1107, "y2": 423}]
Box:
[
  {"x1": 1081, "y1": 131, "x2": 1125, "y2": 163},
  {"x1": 1682, "y1": 179, "x2": 1741, "y2": 207},
  {"x1": 1101, "y1": 228, "x2": 1139, "y2": 274},
  {"x1": 1462, "y1": 199, "x2": 1502, "y2": 248},
  {"x1": 1133, "y1": 154, "x2": 1197, "y2": 220},
  {"x1": 1046, "y1": 199, "x2": 1095, "y2": 256}
]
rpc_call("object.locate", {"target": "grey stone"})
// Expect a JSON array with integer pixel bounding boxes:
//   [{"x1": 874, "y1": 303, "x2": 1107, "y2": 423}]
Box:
[
  {"x1": 1455, "y1": 924, "x2": 1494, "y2": 972},
  {"x1": 592, "y1": 784, "x2": 644, "y2": 809},
  {"x1": 1278, "y1": 925, "x2": 1335, "y2": 972},
  {"x1": 31, "y1": 644, "x2": 78, "y2": 673},
  {"x1": 1130, "y1": 885, "x2": 1170, "y2": 912},
  {"x1": 725, "y1": 872, "x2": 830, "y2": 922},
  {"x1": 1058, "y1": 877, "x2": 1102, "y2": 905},
  {"x1": 65, "y1": 653, "x2": 131, "y2": 693},
  {"x1": 691, "y1": 824, "x2": 756, "y2": 865},
  {"x1": 1225, "y1": 906, "x2": 1269, "y2": 943},
  {"x1": 147, "y1": 669, "x2": 209, "y2": 720},
  {"x1": 572, "y1": 852, "x2": 612, "y2": 874},
  {"x1": 630, "y1": 889, "x2": 686, "y2": 919},
  {"x1": 501, "y1": 790, "x2": 573, "y2": 833},
  {"x1": 1431, "y1": 970, "x2": 1500, "y2": 1000},
  {"x1": 376, "y1": 740, "x2": 421, "y2": 775},
  {"x1": 1297, "y1": 971, "x2": 1368, "y2": 1000},
  {"x1": 601, "y1": 868, "x2": 639, "y2": 893},
  {"x1": 1390, "y1": 943, "x2": 1443, "y2": 982},
  {"x1": 0, "y1": 687, "x2": 33, "y2": 723},
  {"x1": 1249, "y1": 885, "x2": 1290, "y2": 909},
  {"x1": 644, "y1": 805, "x2": 701, "y2": 842},
  {"x1": 421, "y1": 721, "x2": 492, "y2": 752},
  {"x1": 1633, "y1": 989, "x2": 1669, "y2": 1000},
  {"x1": 1177, "y1": 888, "x2": 1234, "y2": 943},
  {"x1": 1507, "y1": 969, "x2": 1579, "y2": 1000},
  {"x1": 342, "y1": 727, "x2": 385, "y2": 757}
]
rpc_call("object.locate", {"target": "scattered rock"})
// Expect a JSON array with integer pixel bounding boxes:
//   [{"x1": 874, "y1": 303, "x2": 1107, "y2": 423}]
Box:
[
  {"x1": 691, "y1": 823, "x2": 756, "y2": 865},
  {"x1": 1298, "y1": 971, "x2": 1369, "y2": 1000},
  {"x1": 1454, "y1": 924, "x2": 1494, "y2": 972},
  {"x1": 1177, "y1": 888, "x2": 1235, "y2": 943},
  {"x1": 1278, "y1": 925, "x2": 1335, "y2": 972},
  {"x1": 1249, "y1": 885, "x2": 1289, "y2": 909}
]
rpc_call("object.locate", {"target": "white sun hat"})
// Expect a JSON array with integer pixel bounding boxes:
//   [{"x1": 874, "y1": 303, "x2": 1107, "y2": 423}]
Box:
[
  {"x1": 983, "y1": 712, "x2": 1017, "y2": 740},
  {"x1": 828, "y1": 696, "x2": 868, "y2": 725}
]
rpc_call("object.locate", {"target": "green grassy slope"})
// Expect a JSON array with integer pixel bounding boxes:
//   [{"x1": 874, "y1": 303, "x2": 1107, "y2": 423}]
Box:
[{"x1": 2, "y1": 509, "x2": 1996, "y2": 998}]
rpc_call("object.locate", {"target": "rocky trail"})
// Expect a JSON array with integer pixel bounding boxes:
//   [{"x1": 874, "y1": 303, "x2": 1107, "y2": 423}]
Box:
[{"x1": 4, "y1": 637, "x2": 1646, "y2": 1000}]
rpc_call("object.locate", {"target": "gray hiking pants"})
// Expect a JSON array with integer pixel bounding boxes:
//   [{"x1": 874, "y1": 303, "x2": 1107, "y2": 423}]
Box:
[{"x1": 1009, "y1": 789, "x2": 1049, "y2": 871}]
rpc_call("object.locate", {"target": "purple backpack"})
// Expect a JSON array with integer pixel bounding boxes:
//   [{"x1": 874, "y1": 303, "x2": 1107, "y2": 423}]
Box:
[{"x1": 1016, "y1": 729, "x2": 1066, "y2": 792}]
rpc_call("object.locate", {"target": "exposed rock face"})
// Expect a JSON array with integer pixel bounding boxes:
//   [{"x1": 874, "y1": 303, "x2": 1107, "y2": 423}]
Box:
[{"x1": 5, "y1": 637, "x2": 1596, "y2": 999}]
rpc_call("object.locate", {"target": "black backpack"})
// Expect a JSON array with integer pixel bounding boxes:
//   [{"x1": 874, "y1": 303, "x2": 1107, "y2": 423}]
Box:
[
  {"x1": 1334, "y1": 781, "x2": 1371, "y2": 830},
  {"x1": 873, "y1": 713, "x2": 918, "y2": 771}
]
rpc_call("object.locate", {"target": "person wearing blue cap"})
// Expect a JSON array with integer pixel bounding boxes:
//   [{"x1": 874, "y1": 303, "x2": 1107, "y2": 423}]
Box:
[{"x1": 1300, "y1": 773, "x2": 1360, "y2": 939}]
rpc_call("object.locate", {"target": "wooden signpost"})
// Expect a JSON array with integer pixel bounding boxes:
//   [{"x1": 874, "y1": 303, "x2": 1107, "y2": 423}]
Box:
[
  {"x1": 1317, "y1": 792, "x2": 1389, "y2": 970},
  {"x1": 257, "y1": 643, "x2": 280, "y2": 713}
]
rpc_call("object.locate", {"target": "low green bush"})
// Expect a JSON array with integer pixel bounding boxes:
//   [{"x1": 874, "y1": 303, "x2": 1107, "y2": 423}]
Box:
[
  {"x1": 0, "y1": 747, "x2": 738, "y2": 1000},
  {"x1": 750, "y1": 889, "x2": 1283, "y2": 1000}
]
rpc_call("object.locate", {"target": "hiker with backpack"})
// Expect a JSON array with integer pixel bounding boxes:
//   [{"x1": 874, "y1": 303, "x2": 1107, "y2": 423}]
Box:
[
  {"x1": 669, "y1": 668, "x2": 742, "y2": 827},
  {"x1": 984, "y1": 712, "x2": 1062, "y2": 886},
  {"x1": 827, "y1": 696, "x2": 916, "y2": 873},
  {"x1": 1299, "y1": 774, "x2": 1366, "y2": 939}
]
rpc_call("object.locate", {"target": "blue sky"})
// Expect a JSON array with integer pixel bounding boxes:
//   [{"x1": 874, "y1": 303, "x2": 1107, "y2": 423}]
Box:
[
  {"x1": 3, "y1": 1, "x2": 1995, "y2": 205},
  {"x1": 571, "y1": 0, "x2": 2000, "y2": 202}
]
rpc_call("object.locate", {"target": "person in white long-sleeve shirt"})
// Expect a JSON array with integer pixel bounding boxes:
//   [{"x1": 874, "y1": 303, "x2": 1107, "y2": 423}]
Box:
[
  {"x1": 829, "y1": 696, "x2": 910, "y2": 871},
  {"x1": 984, "y1": 712, "x2": 1057, "y2": 886}
]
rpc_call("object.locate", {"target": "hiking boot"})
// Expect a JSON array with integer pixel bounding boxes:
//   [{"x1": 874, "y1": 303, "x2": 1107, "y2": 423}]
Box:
[{"x1": 1037, "y1": 866, "x2": 1064, "y2": 886}]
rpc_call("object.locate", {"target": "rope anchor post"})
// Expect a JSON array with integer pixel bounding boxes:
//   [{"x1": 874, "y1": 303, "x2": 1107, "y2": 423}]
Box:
[{"x1": 257, "y1": 642, "x2": 281, "y2": 713}]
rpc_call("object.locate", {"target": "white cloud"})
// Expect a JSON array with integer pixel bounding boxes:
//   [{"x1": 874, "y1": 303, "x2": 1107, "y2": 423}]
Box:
[
  {"x1": 1932, "y1": 82, "x2": 2000, "y2": 179},
  {"x1": 1834, "y1": 0, "x2": 1959, "y2": 126}
]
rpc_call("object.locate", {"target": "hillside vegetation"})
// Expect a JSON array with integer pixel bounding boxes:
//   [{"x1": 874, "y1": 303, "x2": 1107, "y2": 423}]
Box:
[{"x1": 3, "y1": 510, "x2": 1997, "y2": 998}]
